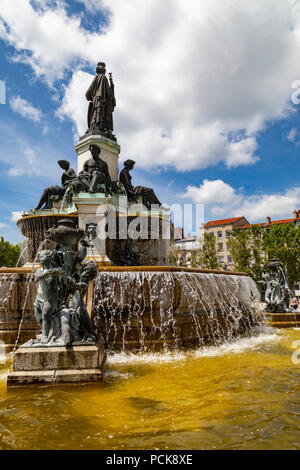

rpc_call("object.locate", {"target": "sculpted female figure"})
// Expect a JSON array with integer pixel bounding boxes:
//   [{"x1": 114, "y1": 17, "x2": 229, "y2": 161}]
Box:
[{"x1": 85, "y1": 62, "x2": 116, "y2": 140}]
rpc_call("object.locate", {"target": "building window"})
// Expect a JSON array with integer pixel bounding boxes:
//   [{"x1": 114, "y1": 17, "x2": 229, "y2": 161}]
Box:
[
  {"x1": 226, "y1": 230, "x2": 231, "y2": 238},
  {"x1": 217, "y1": 231, "x2": 222, "y2": 238},
  {"x1": 218, "y1": 242, "x2": 223, "y2": 250},
  {"x1": 227, "y1": 255, "x2": 232, "y2": 264},
  {"x1": 226, "y1": 243, "x2": 231, "y2": 250},
  {"x1": 219, "y1": 255, "x2": 224, "y2": 263}
]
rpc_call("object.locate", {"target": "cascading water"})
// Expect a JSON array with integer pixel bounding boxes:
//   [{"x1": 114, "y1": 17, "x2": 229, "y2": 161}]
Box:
[
  {"x1": 2, "y1": 214, "x2": 271, "y2": 354},
  {"x1": 17, "y1": 214, "x2": 78, "y2": 263},
  {"x1": 0, "y1": 239, "x2": 47, "y2": 351},
  {"x1": 13, "y1": 273, "x2": 36, "y2": 351},
  {"x1": 94, "y1": 271, "x2": 267, "y2": 353},
  {"x1": 15, "y1": 246, "x2": 27, "y2": 268},
  {"x1": 0, "y1": 274, "x2": 18, "y2": 315},
  {"x1": 59, "y1": 187, "x2": 71, "y2": 212},
  {"x1": 13, "y1": 239, "x2": 49, "y2": 349},
  {"x1": 0, "y1": 272, "x2": 38, "y2": 352}
]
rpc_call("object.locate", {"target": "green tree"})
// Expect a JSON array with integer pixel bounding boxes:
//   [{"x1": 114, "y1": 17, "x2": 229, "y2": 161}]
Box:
[
  {"x1": 263, "y1": 223, "x2": 300, "y2": 286},
  {"x1": 230, "y1": 225, "x2": 266, "y2": 281},
  {"x1": 230, "y1": 223, "x2": 300, "y2": 285},
  {"x1": 0, "y1": 237, "x2": 21, "y2": 267},
  {"x1": 198, "y1": 233, "x2": 221, "y2": 269}
]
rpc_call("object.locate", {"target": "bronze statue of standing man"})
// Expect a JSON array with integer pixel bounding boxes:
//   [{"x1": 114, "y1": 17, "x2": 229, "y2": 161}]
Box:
[{"x1": 85, "y1": 62, "x2": 116, "y2": 141}]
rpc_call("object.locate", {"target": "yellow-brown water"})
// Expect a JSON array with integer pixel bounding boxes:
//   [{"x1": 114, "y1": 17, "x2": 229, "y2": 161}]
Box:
[{"x1": 0, "y1": 329, "x2": 299, "y2": 450}]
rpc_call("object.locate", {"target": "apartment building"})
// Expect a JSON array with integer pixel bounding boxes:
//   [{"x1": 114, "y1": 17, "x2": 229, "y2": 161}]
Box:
[
  {"x1": 172, "y1": 210, "x2": 300, "y2": 270},
  {"x1": 172, "y1": 233, "x2": 202, "y2": 266},
  {"x1": 204, "y1": 216, "x2": 249, "y2": 269}
]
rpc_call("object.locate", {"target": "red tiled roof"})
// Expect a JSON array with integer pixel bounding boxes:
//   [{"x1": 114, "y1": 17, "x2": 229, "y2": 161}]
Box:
[
  {"x1": 204, "y1": 217, "x2": 243, "y2": 227},
  {"x1": 239, "y1": 223, "x2": 264, "y2": 229},
  {"x1": 270, "y1": 218, "x2": 294, "y2": 225},
  {"x1": 239, "y1": 218, "x2": 300, "y2": 230}
]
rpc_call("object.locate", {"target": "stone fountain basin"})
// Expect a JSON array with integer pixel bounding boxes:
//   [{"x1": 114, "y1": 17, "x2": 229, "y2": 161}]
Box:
[
  {"x1": 92, "y1": 267, "x2": 264, "y2": 352},
  {"x1": 98, "y1": 266, "x2": 248, "y2": 275},
  {"x1": 17, "y1": 213, "x2": 78, "y2": 263},
  {"x1": 0, "y1": 266, "x2": 264, "y2": 353}
]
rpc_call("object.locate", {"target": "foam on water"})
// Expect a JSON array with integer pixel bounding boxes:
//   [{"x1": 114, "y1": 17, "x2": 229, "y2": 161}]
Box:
[
  {"x1": 107, "y1": 350, "x2": 187, "y2": 365},
  {"x1": 104, "y1": 370, "x2": 134, "y2": 380},
  {"x1": 0, "y1": 370, "x2": 9, "y2": 383},
  {"x1": 192, "y1": 331, "x2": 281, "y2": 358},
  {"x1": 107, "y1": 330, "x2": 281, "y2": 365}
]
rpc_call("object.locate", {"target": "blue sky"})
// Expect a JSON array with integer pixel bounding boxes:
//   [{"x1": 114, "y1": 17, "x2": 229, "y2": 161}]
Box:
[{"x1": 1, "y1": 0, "x2": 300, "y2": 243}]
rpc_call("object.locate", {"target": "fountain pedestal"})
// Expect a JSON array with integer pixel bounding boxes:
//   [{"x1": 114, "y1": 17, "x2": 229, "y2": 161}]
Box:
[
  {"x1": 7, "y1": 339, "x2": 106, "y2": 387},
  {"x1": 75, "y1": 134, "x2": 120, "y2": 181},
  {"x1": 73, "y1": 192, "x2": 112, "y2": 266}
]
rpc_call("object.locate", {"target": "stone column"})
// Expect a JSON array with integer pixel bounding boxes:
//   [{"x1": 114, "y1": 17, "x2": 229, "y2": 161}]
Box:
[
  {"x1": 75, "y1": 134, "x2": 120, "y2": 181},
  {"x1": 73, "y1": 193, "x2": 112, "y2": 267}
]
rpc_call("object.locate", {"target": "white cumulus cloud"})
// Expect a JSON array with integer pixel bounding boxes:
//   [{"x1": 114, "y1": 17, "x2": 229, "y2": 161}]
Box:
[
  {"x1": 11, "y1": 211, "x2": 23, "y2": 222},
  {"x1": 10, "y1": 95, "x2": 43, "y2": 122},
  {"x1": 1, "y1": 1, "x2": 300, "y2": 171},
  {"x1": 56, "y1": 70, "x2": 92, "y2": 137},
  {"x1": 181, "y1": 179, "x2": 300, "y2": 222},
  {"x1": 286, "y1": 127, "x2": 298, "y2": 143},
  {"x1": 182, "y1": 179, "x2": 241, "y2": 207},
  {"x1": 8, "y1": 147, "x2": 40, "y2": 177}
]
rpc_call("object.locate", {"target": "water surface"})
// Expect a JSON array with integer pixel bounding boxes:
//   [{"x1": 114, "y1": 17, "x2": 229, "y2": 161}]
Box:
[{"x1": 0, "y1": 329, "x2": 299, "y2": 450}]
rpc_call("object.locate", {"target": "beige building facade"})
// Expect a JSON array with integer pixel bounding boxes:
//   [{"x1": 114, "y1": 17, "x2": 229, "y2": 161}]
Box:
[
  {"x1": 172, "y1": 211, "x2": 300, "y2": 270},
  {"x1": 204, "y1": 217, "x2": 249, "y2": 269}
]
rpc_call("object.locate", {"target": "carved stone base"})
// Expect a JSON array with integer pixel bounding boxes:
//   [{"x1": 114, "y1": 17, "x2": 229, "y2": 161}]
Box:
[
  {"x1": 7, "y1": 339, "x2": 106, "y2": 387},
  {"x1": 75, "y1": 134, "x2": 120, "y2": 181},
  {"x1": 7, "y1": 369, "x2": 103, "y2": 386},
  {"x1": 73, "y1": 192, "x2": 112, "y2": 266}
]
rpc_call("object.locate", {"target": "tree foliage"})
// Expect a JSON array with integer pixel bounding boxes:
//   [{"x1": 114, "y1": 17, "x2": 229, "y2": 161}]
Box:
[
  {"x1": 198, "y1": 232, "x2": 221, "y2": 270},
  {"x1": 230, "y1": 223, "x2": 300, "y2": 285},
  {"x1": 230, "y1": 225, "x2": 265, "y2": 281},
  {"x1": 263, "y1": 224, "x2": 300, "y2": 285},
  {"x1": 0, "y1": 237, "x2": 21, "y2": 267}
]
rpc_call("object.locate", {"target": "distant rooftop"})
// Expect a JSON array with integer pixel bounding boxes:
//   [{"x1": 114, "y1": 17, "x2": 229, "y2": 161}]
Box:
[
  {"x1": 239, "y1": 218, "x2": 300, "y2": 229},
  {"x1": 204, "y1": 217, "x2": 245, "y2": 228},
  {"x1": 239, "y1": 211, "x2": 300, "y2": 229}
]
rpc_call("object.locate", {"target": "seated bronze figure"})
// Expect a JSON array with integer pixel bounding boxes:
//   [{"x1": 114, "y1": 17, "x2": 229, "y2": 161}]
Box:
[
  {"x1": 119, "y1": 159, "x2": 162, "y2": 210},
  {"x1": 35, "y1": 160, "x2": 77, "y2": 210},
  {"x1": 82, "y1": 144, "x2": 113, "y2": 194}
]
